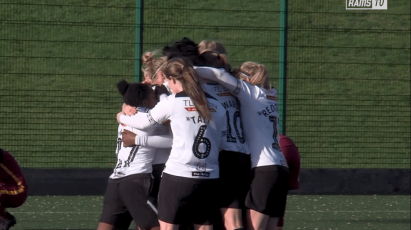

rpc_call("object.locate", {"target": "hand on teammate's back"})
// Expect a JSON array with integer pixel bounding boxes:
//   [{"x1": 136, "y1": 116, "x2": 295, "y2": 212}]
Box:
[
  {"x1": 122, "y1": 129, "x2": 137, "y2": 147},
  {"x1": 122, "y1": 103, "x2": 138, "y2": 116}
]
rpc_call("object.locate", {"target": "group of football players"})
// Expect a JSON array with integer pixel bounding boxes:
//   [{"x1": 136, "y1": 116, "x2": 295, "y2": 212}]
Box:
[
  {"x1": 0, "y1": 38, "x2": 300, "y2": 230},
  {"x1": 101, "y1": 38, "x2": 301, "y2": 230}
]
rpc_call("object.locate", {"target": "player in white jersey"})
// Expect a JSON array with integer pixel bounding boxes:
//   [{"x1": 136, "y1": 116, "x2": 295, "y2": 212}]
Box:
[
  {"x1": 195, "y1": 63, "x2": 289, "y2": 230},
  {"x1": 98, "y1": 80, "x2": 161, "y2": 230},
  {"x1": 117, "y1": 58, "x2": 226, "y2": 230},
  {"x1": 197, "y1": 50, "x2": 251, "y2": 230},
  {"x1": 141, "y1": 51, "x2": 172, "y2": 210}
]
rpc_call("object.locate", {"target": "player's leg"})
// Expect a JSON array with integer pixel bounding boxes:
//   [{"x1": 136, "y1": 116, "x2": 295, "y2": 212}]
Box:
[
  {"x1": 275, "y1": 192, "x2": 288, "y2": 230},
  {"x1": 159, "y1": 220, "x2": 179, "y2": 230},
  {"x1": 218, "y1": 151, "x2": 251, "y2": 230},
  {"x1": 97, "y1": 223, "x2": 115, "y2": 230},
  {"x1": 191, "y1": 177, "x2": 219, "y2": 230},
  {"x1": 112, "y1": 211, "x2": 133, "y2": 230},
  {"x1": 220, "y1": 208, "x2": 243, "y2": 230},
  {"x1": 119, "y1": 173, "x2": 159, "y2": 230},
  {"x1": 277, "y1": 143, "x2": 300, "y2": 230},
  {"x1": 245, "y1": 166, "x2": 289, "y2": 230},
  {"x1": 276, "y1": 217, "x2": 284, "y2": 230},
  {"x1": 158, "y1": 173, "x2": 218, "y2": 230},
  {"x1": 266, "y1": 218, "x2": 280, "y2": 230},
  {"x1": 148, "y1": 163, "x2": 165, "y2": 210},
  {"x1": 157, "y1": 173, "x2": 186, "y2": 229},
  {"x1": 98, "y1": 179, "x2": 128, "y2": 230},
  {"x1": 193, "y1": 224, "x2": 213, "y2": 230},
  {"x1": 245, "y1": 209, "x2": 269, "y2": 230}
]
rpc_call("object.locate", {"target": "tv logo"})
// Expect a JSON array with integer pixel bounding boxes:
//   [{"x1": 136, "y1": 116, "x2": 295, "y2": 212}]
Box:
[{"x1": 346, "y1": 0, "x2": 387, "y2": 10}]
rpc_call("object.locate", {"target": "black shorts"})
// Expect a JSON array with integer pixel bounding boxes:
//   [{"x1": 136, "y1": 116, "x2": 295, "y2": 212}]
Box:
[
  {"x1": 158, "y1": 173, "x2": 219, "y2": 225},
  {"x1": 148, "y1": 163, "x2": 166, "y2": 209},
  {"x1": 218, "y1": 151, "x2": 251, "y2": 209},
  {"x1": 245, "y1": 165, "x2": 289, "y2": 217},
  {"x1": 100, "y1": 173, "x2": 159, "y2": 230}
]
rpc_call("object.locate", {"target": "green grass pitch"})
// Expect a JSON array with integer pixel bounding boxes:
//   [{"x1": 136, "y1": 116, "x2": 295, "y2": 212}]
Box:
[{"x1": 7, "y1": 195, "x2": 410, "y2": 229}]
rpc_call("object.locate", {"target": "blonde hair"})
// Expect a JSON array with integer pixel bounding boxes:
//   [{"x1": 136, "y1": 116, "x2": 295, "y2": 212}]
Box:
[
  {"x1": 164, "y1": 58, "x2": 212, "y2": 120},
  {"x1": 198, "y1": 40, "x2": 227, "y2": 55},
  {"x1": 236, "y1": 62, "x2": 271, "y2": 90},
  {"x1": 142, "y1": 51, "x2": 168, "y2": 80}
]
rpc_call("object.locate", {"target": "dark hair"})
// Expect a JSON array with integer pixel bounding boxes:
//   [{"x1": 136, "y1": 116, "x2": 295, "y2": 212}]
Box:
[
  {"x1": 162, "y1": 37, "x2": 200, "y2": 65},
  {"x1": 117, "y1": 79, "x2": 153, "y2": 107},
  {"x1": 197, "y1": 51, "x2": 231, "y2": 72}
]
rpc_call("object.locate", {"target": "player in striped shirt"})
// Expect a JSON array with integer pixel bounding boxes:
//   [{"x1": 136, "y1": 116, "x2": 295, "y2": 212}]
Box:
[
  {"x1": 195, "y1": 63, "x2": 289, "y2": 230},
  {"x1": 118, "y1": 58, "x2": 226, "y2": 230},
  {"x1": 0, "y1": 148, "x2": 27, "y2": 230}
]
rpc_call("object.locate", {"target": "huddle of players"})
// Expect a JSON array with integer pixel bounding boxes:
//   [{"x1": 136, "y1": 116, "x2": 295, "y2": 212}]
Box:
[{"x1": 98, "y1": 38, "x2": 301, "y2": 230}]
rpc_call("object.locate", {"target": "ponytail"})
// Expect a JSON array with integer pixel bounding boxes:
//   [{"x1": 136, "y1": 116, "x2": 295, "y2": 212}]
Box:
[
  {"x1": 142, "y1": 51, "x2": 168, "y2": 80},
  {"x1": 164, "y1": 58, "x2": 212, "y2": 120},
  {"x1": 239, "y1": 62, "x2": 270, "y2": 90}
]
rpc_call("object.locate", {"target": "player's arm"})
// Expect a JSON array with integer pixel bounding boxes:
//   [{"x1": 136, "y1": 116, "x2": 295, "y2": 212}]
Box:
[
  {"x1": 135, "y1": 132, "x2": 173, "y2": 148},
  {"x1": 118, "y1": 96, "x2": 173, "y2": 129},
  {"x1": 122, "y1": 129, "x2": 173, "y2": 148},
  {"x1": 195, "y1": 67, "x2": 254, "y2": 104}
]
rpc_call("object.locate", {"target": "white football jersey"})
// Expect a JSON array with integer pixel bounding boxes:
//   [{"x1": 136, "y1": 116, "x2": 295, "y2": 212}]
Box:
[
  {"x1": 202, "y1": 83, "x2": 250, "y2": 154},
  {"x1": 151, "y1": 84, "x2": 172, "y2": 165},
  {"x1": 158, "y1": 92, "x2": 226, "y2": 179},
  {"x1": 109, "y1": 108, "x2": 158, "y2": 179},
  {"x1": 121, "y1": 92, "x2": 226, "y2": 179},
  {"x1": 233, "y1": 82, "x2": 288, "y2": 168},
  {"x1": 151, "y1": 125, "x2": 171, "y2": 165}
]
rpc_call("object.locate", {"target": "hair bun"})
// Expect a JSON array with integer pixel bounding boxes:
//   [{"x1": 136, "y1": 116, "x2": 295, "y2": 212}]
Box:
[
  {"x1": 142, "y1": 52, "x2": 154, "y2": 65},
  {"x1": 162, "y1": 37, "x2": 199, "y2": 65},
  {"x1": 117, "y1": 79, "x2": 129, "y2": 95}
]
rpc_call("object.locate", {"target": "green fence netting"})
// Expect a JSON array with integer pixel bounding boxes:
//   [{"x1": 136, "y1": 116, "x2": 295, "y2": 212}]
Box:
[
  {"x1": 286, "y1": 1, "x2": 410, "y2": 168},
  {"x1": 0, "y1": 0, "x2": 409, "y2": 168}
]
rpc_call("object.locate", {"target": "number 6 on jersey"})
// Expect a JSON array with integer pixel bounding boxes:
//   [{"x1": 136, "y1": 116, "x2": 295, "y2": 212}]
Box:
[{"x1": 192, "y1": 125, "x2": 211, "y2": 159}]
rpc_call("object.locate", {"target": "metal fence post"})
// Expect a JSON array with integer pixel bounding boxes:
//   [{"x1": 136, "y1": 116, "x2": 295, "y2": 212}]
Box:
[
  {"x1": 135, "y1": 0, "x2": 144, "y2": 82},
  {"x1": 278, "y1": 0, "x2": 288, "y2": 135}
]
